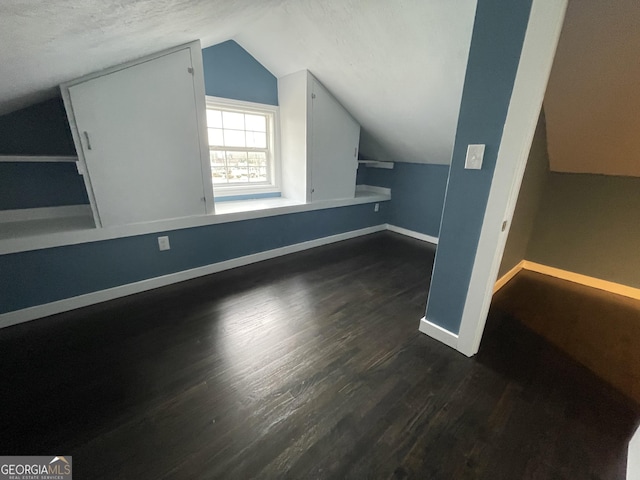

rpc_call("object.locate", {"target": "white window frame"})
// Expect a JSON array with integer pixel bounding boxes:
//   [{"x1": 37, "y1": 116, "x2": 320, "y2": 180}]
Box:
[{"x1": 205, "y1": 95, "x2": 280, "y2": 199}]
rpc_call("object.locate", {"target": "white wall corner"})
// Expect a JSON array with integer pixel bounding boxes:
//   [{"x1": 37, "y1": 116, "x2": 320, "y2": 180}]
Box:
[{"x1": 418, "y1": 317, "x2": 460, "y2": 352}]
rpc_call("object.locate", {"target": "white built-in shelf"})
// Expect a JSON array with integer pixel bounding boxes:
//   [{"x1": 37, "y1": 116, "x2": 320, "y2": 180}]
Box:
[
  {"x1": 0, "y1": 155, "x2": 78, "y2": 163},
  {"x1": 0, "y1": 215, "x2": 96, "y2": 241},
  {"x1": 358, "y1": 160, "x2": 394, "y2": 169},
  {"x1": 0, "y1": 190, "x2": 390, "y2": 255}
]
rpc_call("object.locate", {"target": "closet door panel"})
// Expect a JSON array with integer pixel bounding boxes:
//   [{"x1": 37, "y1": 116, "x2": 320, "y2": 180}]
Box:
[
  {"x1": 310, "y1": 79, "x2": 360, "y2": 202},
  {"x1": 69, "y1": 48, "x2": 206, "y2": 227}
]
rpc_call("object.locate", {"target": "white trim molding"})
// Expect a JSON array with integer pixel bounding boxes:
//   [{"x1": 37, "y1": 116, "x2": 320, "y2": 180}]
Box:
[
  {"x1": 0, "y1": 225, "x2": 385, "y2": 329},
  {"x1": 418, "y1": 317, "x2": 459, "y2": 350},
  {"x1": 386, "y1": 224, "x2": 438, "y2": 245}
]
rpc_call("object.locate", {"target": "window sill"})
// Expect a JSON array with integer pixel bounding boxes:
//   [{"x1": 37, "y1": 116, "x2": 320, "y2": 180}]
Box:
[
  {"x1": 214, "y1": 196, "x2": 303, "y2": 214},
  {"x1": 0, "y1": 189, "x2": 390, "y2": 255}
]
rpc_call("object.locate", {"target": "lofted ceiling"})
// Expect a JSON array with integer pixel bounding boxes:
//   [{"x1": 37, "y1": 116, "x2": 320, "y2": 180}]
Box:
[
  {"x1": 544, "y1": 0, "x2": 640, "y2": 178},
  {"x1": 0, "y1": 0, "x2": 477, "y2": 165}
]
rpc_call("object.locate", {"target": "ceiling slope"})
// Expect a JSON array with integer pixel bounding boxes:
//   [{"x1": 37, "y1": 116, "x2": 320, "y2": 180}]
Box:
[
  {"x1": 545, "y1": 0, "x2": 640, "y2": 177},
  {"x1": 0, "y1": 0, "x2": 476, "y2": 165},
  {"x1": 234, "y1": 1, "x2": 476, "y2": 164},
  {"x1": 0, "y1": 0, "x2": 283, "y2": 114}
]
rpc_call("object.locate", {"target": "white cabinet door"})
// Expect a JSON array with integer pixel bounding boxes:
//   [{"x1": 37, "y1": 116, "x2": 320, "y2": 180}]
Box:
[
  {"x1": 69, "y1": 48, "x2": 207, "y2": 227},
  {"x1": 310, "y1": 79, "x2": 360, "y2": 202}
]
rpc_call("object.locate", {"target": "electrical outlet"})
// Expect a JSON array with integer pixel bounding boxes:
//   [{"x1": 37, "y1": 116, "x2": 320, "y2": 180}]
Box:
[
  {"x1": 374, "y1": 203, "x2": 380, "y2": 212},
  {"x1": 158, "y1": 236, "x2": 170, "y2": 251}
]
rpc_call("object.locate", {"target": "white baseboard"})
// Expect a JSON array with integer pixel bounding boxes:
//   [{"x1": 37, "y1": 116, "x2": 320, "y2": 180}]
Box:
[
  {"x1": 0, "y1": 205, "x2": 92, "y2": 223},
  {"x1": 0, "y1": 225, "x2": 386, "y2": 329},
  {"x1": 386, "y1": 224, "x2": 438, "y2": 245},
  {"x1": 523, "y1": 261, "x2": 640, "y2": 301},
  {"x1": 418, "y1": 317, "x2": 459, "y2": 351},
  {"x1": 493, "y1": 260, "x2": 525, "y2": 293},
  {"x1": 492, "y1": 258, "x2": 640, "y2": 301}
]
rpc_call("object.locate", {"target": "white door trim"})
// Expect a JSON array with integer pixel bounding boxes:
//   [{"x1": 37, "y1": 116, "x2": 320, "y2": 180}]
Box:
[{"x1": 455, "y1": 0, "x2": 568, "y2": 356}]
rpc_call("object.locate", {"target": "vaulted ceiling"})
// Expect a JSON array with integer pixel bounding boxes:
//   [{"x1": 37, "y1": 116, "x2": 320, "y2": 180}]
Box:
[{"x1": 0, "y1": 0, "x2": 477, "y2": 165}]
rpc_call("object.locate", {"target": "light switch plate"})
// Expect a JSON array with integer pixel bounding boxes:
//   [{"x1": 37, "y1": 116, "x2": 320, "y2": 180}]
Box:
[
  {"x1": 465, "y1": 144, "x2": 485, "y2": 170},
  {"x1": 158, "y1": 236, "x2": 171, "y2": 251}
]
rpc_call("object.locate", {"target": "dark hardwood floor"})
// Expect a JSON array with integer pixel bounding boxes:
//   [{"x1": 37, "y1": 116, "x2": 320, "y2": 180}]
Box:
[
  {"x1": 0, "y1": 232, "x2": 637, "y2": 479},
  {"x1": 492, "y1": 269, "x2": 640, "y2": 405}
]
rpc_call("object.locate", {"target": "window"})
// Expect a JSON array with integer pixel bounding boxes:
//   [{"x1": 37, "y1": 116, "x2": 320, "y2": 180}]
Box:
[{"x1": 205, "y1": 97, "x2": 279, "y2": 198}]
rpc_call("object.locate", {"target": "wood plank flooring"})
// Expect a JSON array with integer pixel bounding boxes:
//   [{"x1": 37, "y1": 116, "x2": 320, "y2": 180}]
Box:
[
  {"x1": 0, "y1": 232, "x2": 637, "y2": 479},
  {"x1": 492, "y1": 269, "x2": 640, "y2": 404}
]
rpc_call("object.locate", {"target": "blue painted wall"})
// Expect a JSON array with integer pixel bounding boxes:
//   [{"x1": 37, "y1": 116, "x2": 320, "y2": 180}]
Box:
[
  {"x1": 0, "y1": 97, "x2": 88, "y2": 209},
  {"x1": 202, "y1": 40, "x2": 278, "y2": 106},
  {"x1": 358, "y1": 163, "x2": 449, "y2": 237},
  {"x1": 425, "y1": 0, "x2": 533, "y2": 334},
  {"x1": 0, "y1": 203, "x2": 388, "y2": 314},
  {"x1": 0, "y1": 162, "x2": 89, "y2": 210},
  {"x1": 0, "y1": 97, "x2": 76, "y2": 156}
]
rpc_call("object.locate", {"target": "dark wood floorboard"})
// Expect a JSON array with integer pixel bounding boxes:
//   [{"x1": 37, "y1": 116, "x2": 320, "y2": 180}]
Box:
[
  {"x1": 0, "y1": 232, "x2": 638, "y2": 479},
  {"x1": 492, "y1": 270, "x2": 640, "y2": 404}
]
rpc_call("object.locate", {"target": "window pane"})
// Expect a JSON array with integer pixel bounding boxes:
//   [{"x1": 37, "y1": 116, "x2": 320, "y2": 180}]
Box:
[
  {"x1": 210, "y1": 150, "x2": 225, "y2": 167},
  {"x1": 246, "y1": 131, "x2": 266, "y2": 148},
  {"x1": 224, "y1": 129, "x2": 245, "y2": 147},
  {"x1": 208, "y1": 128, "x2": 224, "y2": 146},
  {"x1": 245, "y1": 114, "x2": 266, "y2": 132},
  {"x1": 207, "y1": 106, "x2": 274, "y2": 191},
  {"x1": 222, "y1": 111, "x2": 244, "y2": 130},
  {"x1": 226, "y1": 151, "x2": 248, "y2": 167},
  {"x1": 229, "y1": 167, "x2": 249, "y2": 183},
  {"x1": 206, "y1": 109, "x2": 222, "y2": 128},
  {"x1": 248, "y1": 152, "x2": 267, "y2": 166},
  {"x1": 249, "y1": 167, "x2": 267, "y2": 183},
  {"x1": 212, "y1": 167, "x2": 228, "y2": 184}
]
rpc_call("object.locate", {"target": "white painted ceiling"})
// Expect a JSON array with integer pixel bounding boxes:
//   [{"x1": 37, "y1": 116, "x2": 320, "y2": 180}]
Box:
[
  {"x1": 0, "y1": 0, "x2": 477, "y2": 165},
  {"x1": 544, "y1": 0, "x2": 640, "y2": 177}
]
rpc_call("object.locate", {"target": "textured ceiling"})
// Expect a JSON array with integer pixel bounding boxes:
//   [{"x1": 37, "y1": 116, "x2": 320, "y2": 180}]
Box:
[
  {"x1": 0, "y1": 0, "x2": 477, "y2": 165},
  {"x1": 545, "y1": 0, "x2": 640, "y2": 177}
]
